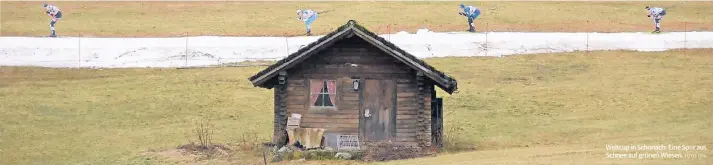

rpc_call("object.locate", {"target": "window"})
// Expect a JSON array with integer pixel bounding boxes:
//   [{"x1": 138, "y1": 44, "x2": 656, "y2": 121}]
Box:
[{"x1": 310, "y1": 80, "x2": 337, "y2": 108}]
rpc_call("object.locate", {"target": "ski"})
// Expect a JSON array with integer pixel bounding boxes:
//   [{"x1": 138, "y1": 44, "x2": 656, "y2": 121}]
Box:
[
  {"x1": 35, "y1": 35, "x2": 70, "y2": 38},
  {"x1": 39, "y1": 35, "x2": 69, "y2": 38}
]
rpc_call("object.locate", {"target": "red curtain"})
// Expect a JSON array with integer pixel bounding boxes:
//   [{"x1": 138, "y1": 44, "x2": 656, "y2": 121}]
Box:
[
  {"x1": 326, "y1": 80, "x2": 337, "y2": 106},
  {"x1": 309, "y1": 79, "x2": 323, "y2": 106}
]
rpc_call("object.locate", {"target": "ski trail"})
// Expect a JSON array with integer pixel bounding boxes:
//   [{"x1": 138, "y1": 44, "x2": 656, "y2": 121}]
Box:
[{"x1": 1, "y1": 31, "x2": 712, "y2": 68}]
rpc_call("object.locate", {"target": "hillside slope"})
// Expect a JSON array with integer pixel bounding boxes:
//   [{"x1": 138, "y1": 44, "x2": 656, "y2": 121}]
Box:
[{"x1": 1, "y1": 49, "x2": 711, "y2": 165}]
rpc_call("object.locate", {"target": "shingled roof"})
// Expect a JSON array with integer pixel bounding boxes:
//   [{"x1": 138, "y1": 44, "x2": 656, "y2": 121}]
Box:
[{"x1": 248, "y1": 20, "x2": 458, "y2": 94}]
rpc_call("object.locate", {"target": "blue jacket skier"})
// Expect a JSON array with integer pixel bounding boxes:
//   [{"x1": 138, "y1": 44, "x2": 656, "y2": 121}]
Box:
[
  {"x1": 43, "y1": 3, "x2": 62, "y2": 37},
  {"x1": 459, "y1": 4, "x2": 481, "y2": 32},
  {"x1": 296, "y1": 9, "x2": 319, "y2": 36},
  {"x1": 645, "y1": 6, "x2": 666, "y2": 33}
]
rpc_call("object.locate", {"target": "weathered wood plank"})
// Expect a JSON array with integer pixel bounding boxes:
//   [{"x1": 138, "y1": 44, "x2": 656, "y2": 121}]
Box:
[
  {"x1": 337, "y1": 102, "x2": 359, "y2": 108},
  {"x1": 304, "y1": 109, "x2": 360, "y2": 115},
  {"x1": 396, "y1": 132, "x2": 418, "y2": 138},
  {"x1": 397, "y1": 111, "x2": 419, "y2": 115},
  {"x1": 323, "y1": 57, "x2": 401, "y2": 64},
  {"x1": 287, "y1": 95, "x2": 307, "y2": 103},
  {"x1": 341, "y1": 96, "x2": 359, "y2": 101},
  {"x1": 319, "y1": 51, "x2": 373, "y2": 58},
  {"x1": 322, "y1": 127, "x2": 359, "y2": 134},
  {"x1": 396, "y1": 79, "x2": 414, "y2": 83},
  {"x1": 397, "y1": 97, "x2": 418, "y2": 102},
  {"x1": 337, "y1": 106, "x2": 360, "y2": 112},
  {"x1": 301, "y1": 65, "x2": 411, "y2": 75},
  {"x1": 397, "y1": 81, "x2": 417, "y2": 86},
  {"x1": 329, "y1": 47, "x2": 369, "y2": 52},
  {"x1": 360, "y1": 65, "x2": 410, "y2": 73},
  {"x1": 339, "y1": 78, "x2": 354, "y2": 84},
  {"x1": 287, "y1": 104, "x2": 305, "y2": 111},
  {"x1": 396, "y1": 129, "x2": 420, "y2": 133},
  {"x1": 396, "y1": 114, "x2": 419, "y2": 120},
  {"x1": 287, "y1": 83, "x2": 306, "y2": 88},
  {"x1": 302, "y1": 74, "x2": 412, "y2": 79},
  {"x1": 300, "y1": 123, "x2": 358, "y2": 129},
  {"x1": 416, "y1": 73, "x2": 429, "y2": 148},
  {"x1": 334, "y1": 108, "x2": 360, "y2": 111},
  {"x1": 289, "y1": 91, "x2": 306, "y2": 97},
  {"x1": 301, "y1": 118, "x2": 360, "y2": 124},
  {"x1": 302, "y1": 113, "x2": 360, "y2": 119},
  {"x1": 287, "y1": 79, "x2": 305, "y2": 86},
  {"x1": 397, "y1": 88, "x2": 420, "y2": 93},
  {"x1": 339, "y1": 93, "x2": 359, "y2": 99},
  {"x1": 398, "y1": 108, "x2": 419, "y2": 112},
  {"x1": 317, "y1": 56, "x2": 401, "y2": 65},
  {"x1": 320, "y1": 50, "x2": 363, "y2": 57},
  {"x1": 302, "y1": 67, "x2": 358, "y2": 75},
  {"x1": 286, "y1": 105, "x2": 305, "y2": 112},
  {"x1": 397, "y1": 120, "x2": 419, "y2": 125},
  {"x1": 397, "y1": 105, "x2": 420, "y2": 110},
  {"x1": 337, "y1": 99, "x2": 358, "y2": 107},
  {"x1": 340, "y1": 86, "x2": 358, "y2": 91},
  {"x1": 359, "y1": 79, "x2": 398, "y2": 142},
  {"x1": 287, "y1": 107, "x2": 359, "y2": 114},
  {"x1": 397, "y1": 98, "x2": 417, "y2": 103},
  {"x1": 382, "y1": 79, "x2": 397, "y2": 140},
  {"x1": 397, "y1": 92, "x2": 418, "y2": 97},
  {"x1": 397, "y1": 83, "x2": 417, "y2": 87},
  {"x1": 420, "y1": 109, "x2": 432, "y2": 115},
  {"x1": 396, "y1": 125, "x2": 420, "y2": 129}
]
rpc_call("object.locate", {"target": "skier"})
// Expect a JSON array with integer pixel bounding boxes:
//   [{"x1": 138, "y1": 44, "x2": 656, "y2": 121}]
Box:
[
  {"x1": 43, "y1": 3, "x2": 62, "y2": 37},
  {"x1": 645, "y1": 6, "x2": 666, "y2": 33},
  {"x1": 296, "y1": 9, "x2": 319, "y2": 36},
  {"x1": 458, "y1": 4, "x2": 481, "y2": 32}
]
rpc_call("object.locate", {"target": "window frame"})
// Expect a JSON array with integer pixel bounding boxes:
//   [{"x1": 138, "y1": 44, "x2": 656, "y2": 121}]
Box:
[{"x1": 309, "y1": 79, "x2": 338, "y2": 111}]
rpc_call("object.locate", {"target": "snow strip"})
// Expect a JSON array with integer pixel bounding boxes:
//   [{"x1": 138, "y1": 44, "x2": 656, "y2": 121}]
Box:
[{"x1": 1, "y1": 31, "x2": 712, "y2": 68}]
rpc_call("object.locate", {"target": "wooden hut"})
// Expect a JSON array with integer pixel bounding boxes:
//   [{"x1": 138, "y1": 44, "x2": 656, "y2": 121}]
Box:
[{"x1": 248, "y1": 20, "x2": 458, "y2": 159}]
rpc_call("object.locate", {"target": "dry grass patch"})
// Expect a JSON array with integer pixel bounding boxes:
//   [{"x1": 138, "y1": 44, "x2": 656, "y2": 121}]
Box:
[
  {"x1": 0, "y1": 49, "x2": 711, "y2": 165},
  {"x1": 2, "y1": 1, "x2": 712, "y2": 37}
]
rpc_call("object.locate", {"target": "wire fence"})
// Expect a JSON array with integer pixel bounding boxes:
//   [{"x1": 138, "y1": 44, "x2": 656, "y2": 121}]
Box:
[{"x1": 0, "y1": 21, "x2": 706, "y2": 69}]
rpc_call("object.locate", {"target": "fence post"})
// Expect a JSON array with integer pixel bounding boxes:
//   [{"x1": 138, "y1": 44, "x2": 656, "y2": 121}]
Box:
[
  {"x1": 185, "y1": 32, "x2": 188, "y2": 67},
  {"x1": 586, "y1": 20, "x2": 590, "y2": 54},
  {"x1": 387, "y1": 24, "x2": 391, "y2": 41},
  {"x1": 285, "y1": 37, "x2": 290, "y2": 57},
  {"x1": 78, "y1": 33, "x2": 81, "y2": 68},
  {"x1": 485, "y1": 22, "x2": 488, "y2": 57},
  {"x1": 684, "y1": 21, "x2": 687, "y2": 55}
]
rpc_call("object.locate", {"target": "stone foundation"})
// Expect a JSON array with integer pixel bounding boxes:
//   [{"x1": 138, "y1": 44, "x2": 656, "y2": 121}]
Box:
[{"x1": 361, "y1": 142, "x2": 436, "y2": 161}]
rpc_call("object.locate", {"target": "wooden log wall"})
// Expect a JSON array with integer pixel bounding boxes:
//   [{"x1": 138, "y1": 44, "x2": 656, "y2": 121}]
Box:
[
  {"x1": 276, "y1": 37, "x2": 433, "y2": 146},
  {"x1": 415, "y1": 72, "x2": 432, "y2": 148},
  {"x1": 273, "y1": 71, "x2": 288, "y2": 146}
]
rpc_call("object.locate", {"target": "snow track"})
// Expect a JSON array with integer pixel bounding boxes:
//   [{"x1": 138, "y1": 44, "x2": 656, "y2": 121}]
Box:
[{"x1": 1, "y1": 31, "x2": 712, "y2": 68}]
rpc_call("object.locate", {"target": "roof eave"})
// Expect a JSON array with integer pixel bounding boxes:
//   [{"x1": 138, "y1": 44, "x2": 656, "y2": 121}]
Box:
[
  {"x1": 248, "y1": 20, "x2": 460, "y2": 94},
  {"x1": 350, "y1": 28, "x2": 459, "y2": 94},
  {"x1": 249, "y1": 25, "x2": 355, "y2": 87}
]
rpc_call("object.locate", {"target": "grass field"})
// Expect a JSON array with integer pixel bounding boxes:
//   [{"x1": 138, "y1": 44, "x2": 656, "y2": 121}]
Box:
[
  {"x1": 1, "y1": 1, "x2": 712, "y2": 164},
  {"x1": 2, "y1": 1, "x2": 713, "y2": 37},
  {"x1": 1, "y1": 49, "x2": 711, "y2": 165}
]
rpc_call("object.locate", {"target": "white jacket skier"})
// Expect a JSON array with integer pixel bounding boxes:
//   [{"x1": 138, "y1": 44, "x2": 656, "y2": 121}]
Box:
[{"x1": 43, "y1": 3, "x2": 62, "y2": 37}]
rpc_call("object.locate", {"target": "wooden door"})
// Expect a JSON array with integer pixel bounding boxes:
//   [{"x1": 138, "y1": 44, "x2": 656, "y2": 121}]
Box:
[{"x1": 359, "y1": 79, "x2": 396, "y2": 142}]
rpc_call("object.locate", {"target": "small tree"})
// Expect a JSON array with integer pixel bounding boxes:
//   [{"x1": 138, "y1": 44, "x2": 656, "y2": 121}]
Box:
[{"x1": 195, "y1": 120, "x2": 214, "y2": 149}]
